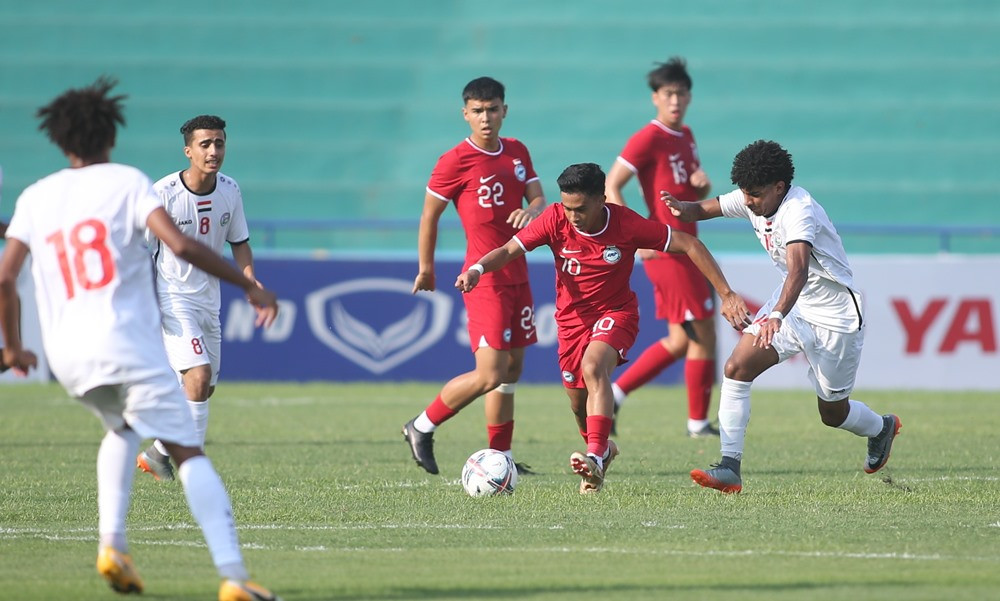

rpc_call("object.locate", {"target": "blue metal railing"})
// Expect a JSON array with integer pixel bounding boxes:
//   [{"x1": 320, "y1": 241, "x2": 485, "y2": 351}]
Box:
[{"x1": 247, "y1": 218, "x2": 1000, "y2": 254}]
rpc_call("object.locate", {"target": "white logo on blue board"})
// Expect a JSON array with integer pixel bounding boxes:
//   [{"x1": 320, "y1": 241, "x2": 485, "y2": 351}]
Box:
[{"x1": 305, "y1": 278, "x2": 453, "y2": 374}]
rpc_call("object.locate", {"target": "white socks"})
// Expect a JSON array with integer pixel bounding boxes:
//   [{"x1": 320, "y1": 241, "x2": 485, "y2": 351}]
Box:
[
  {"x1": 718, "y1": 377, "x2": 752, "y2": 460},
  {"x1": 838, "y1": 399, "x2": 884, "y2": 437},
  {"x1": 611, "y1": 383, "x2": 626, "y2": 405},
  {"x1": 187, "y1": 400, "x2": 210, "y2": 448},
  {"x1": 97, "y1": 428, "x2": 140, "y2": 553},
  {"x1": 413, "y1": 411, "x2": 436, "y2": 433},
  {"x1": 177, "y1": 455, "x2": 247, "y2": 580}
]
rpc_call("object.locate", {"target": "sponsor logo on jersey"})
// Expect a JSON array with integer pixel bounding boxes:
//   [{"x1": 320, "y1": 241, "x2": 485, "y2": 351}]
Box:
[
  {"x1": 602, "y1": 246, "x2": 622, "y2": 264},
  {"x1": 221, "y1": 212, "x2": 231, "y2": 226},
  {"x1": 561, "y1": 370, "x2": 576, "y2": 383},
  {"x1": 197, "y1": 200, "x2": 212, "y2": 213},
  {"x1": 513, "y1": 159, "x2": 526, "y2": 182},
  {"x1": 503, "y1": 328, "x2": 512, "y2": 342},
  {"x1": 304, "y1": 278, "x2": 453, "y2": 374},
  {"x1": 479, "y1": 174, "x2": 496, "y2": 184},
  {"x1": 176, "y1": 219, "x2": 193, "y2": 226}
]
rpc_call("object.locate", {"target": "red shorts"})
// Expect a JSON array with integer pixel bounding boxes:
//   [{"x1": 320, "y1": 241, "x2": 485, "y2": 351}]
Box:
[
  {"x1": 556, "y1": 308, "x2": 639, "y2": 389},
  {"x1": 463, "y1": 282, "x2": 537, "y2": 353},
  {"x1": 642, "y1": 254, "x2": 715, "y2": 323}
]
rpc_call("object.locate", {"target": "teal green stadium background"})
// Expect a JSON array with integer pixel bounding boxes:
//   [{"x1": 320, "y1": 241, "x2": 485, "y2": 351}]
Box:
[{"x1": 2, "y1": 1, "x2": 998, "y2": 254}]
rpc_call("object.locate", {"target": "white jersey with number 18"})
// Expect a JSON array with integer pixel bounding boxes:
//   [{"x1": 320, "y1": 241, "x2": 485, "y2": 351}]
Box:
[{"x1": 5, "y1": 163, "x2": 170, "y2": 396}]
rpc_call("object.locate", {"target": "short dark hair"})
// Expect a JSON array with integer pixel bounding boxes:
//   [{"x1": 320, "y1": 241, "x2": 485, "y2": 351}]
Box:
[
  {"x1": 180, "y1": 115, "x2": 227, "y2": 145},
  {"x1": 557, "y1": 163, "x2": 606, "y2": 197},
  {"x1": 36, "y1": 76, "x2": 126, "y2": 160},
  {"x1": 730, "y1": 140, "x2": 795, "y2": 190},
  {"x1": 647, "y1": 56, "x2": 692, "y2": 92},
  {"x1": 462, "y1": 77, "x2": 505, "y2": 103}
]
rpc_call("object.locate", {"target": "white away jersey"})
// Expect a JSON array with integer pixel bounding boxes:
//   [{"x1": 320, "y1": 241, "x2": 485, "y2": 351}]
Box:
[
  {"x1": 150, "y1": 171, "x2": 249, "y2": 313},
  {"x1": 718, "y1": 185, "x2": 863, "y2": 332},
  {"x1": 6, "y1": 163, "x2": 173, "y2": 395}
]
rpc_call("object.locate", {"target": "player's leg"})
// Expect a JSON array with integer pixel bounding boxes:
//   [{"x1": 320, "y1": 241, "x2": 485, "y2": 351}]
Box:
[
  {"x1": 683, "y1": 316, "x2": 718, "y2": 437},
  {"x1": 807, "y1": 327, "x2": 901, "y2": 474},
  {"x1": 81, "y1": 385, "x2": 145, "y2": 594},
  {"x1": 691, "y1": 330, "x2": 780, "y2": 494},
  {"x1": 162, "y1": 443, "x2": 281, "y2": 601},
  {"x1": 139, "y1": 312, "x2": 212, "y2": 481},
  {"x1": 569, "y1": 341, "x2": 622, "y2": 494},
  {"x1": 484, "y1": 347, "x2": 530, "y2": 470},
  {"x1": 402, "y1": 346, "x2": 507, "y2": 474}
]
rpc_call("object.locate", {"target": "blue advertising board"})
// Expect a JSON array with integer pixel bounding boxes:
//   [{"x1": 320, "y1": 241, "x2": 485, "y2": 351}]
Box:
[{"x1": 219, "y1": 255, "x2": 686, "y2": 385}]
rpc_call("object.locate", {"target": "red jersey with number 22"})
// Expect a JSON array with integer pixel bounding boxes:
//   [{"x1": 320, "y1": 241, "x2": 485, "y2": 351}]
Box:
[
  {"x1": 514, "y1": 203, "x2": 672, "y2": 326},
  {"x1": 427, "y1": 137, "x2": 538, "y2": 287}
]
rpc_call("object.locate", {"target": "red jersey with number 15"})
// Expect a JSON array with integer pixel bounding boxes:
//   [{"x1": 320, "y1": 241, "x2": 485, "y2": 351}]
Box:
[
  {"x1": 427, "y1": 137, "x2": 539, "y2": 287},
  {"x1": 617, "y1": 121, "x2": 702, "y2": 237},
  {"x1": 514, "y1": 203, "x2": 672, "y2": 326}
]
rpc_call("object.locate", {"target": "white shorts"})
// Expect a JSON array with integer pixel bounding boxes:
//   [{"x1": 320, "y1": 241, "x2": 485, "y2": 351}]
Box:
[
  {"x1": 161, "y1": 307, "x2": 221, "y2": 385},
  {"x1": 744, "y1": 307, "x2": 864, "y2": 401},
  {"x1": 77, "y1": 369, "x2": 199, "y2": 447}
]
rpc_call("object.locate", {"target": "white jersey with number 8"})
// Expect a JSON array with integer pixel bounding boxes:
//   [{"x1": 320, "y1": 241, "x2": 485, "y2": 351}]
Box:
[{"x1": 150, "y1": 171, "x2": 249, "y2": 315}]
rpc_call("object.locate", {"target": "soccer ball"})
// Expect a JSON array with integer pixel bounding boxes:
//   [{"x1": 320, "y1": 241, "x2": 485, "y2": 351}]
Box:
[{"x1": 461, "y1": 449, "x2": 517, "y2": 497}]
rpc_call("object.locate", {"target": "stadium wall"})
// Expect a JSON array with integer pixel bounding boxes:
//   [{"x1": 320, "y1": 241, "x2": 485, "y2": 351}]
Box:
[{"x1": 208, "y1": 254, "x2": 998, "y2": 390}]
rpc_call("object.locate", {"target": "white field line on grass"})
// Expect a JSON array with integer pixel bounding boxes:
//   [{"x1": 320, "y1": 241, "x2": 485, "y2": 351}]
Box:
[{"x1": 3, "y1": 525, "x2": 999, "y2": 563}]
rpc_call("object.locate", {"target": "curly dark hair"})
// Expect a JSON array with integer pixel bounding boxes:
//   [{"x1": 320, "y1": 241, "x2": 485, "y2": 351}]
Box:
[
  {"x1": 730, "y1": 140, "x2": 795, "y2": 190},
  {"x1": 180, "y1": 115, "x2": 227, "y2": 145},
  {"x1": 556, "y1": 163, "x2": 605, "y2": 197},
  {"x1": 36, "y1": 76, "x2": 126, "y2": 160},
  {"x1": 647, "y1": 56, "x2": 692, "y2": 92}
]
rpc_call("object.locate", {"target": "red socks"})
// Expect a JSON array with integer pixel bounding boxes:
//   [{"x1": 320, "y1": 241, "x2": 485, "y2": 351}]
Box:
[
  {"x1": 585, "y1": 415, "x2": 613, "y2": 458},
  {"x1": 425, "y1": 395, "x2": 458, "y2": 425},
  {"x1": 685, "y1": 359, "x2": 715, "y2": 420},
  {"x1": 487, "y1": 421, "x2": 514, "y2": 452}
]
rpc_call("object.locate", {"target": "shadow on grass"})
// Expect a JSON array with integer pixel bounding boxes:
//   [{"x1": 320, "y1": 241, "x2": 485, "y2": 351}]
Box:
[{"x1": 275, "y1": 577, "x2": 934, "y2": 600}]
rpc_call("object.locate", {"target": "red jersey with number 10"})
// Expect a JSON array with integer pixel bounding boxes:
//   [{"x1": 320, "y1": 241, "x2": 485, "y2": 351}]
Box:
[
  {"x1": 427, "y1": 137, "x2": 538, "y2": 287},
  {"x1": 514, "y1": 203, "x2": 672, "y2": 326}
]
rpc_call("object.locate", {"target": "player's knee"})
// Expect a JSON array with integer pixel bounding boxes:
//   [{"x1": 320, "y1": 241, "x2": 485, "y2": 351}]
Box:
[{"x1": 493, "y1": 382, "x2": 516, "y2": 394}]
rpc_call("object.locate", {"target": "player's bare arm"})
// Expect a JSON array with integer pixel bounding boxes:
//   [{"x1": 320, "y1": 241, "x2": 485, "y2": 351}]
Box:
[
  {"x1": 506, "y1": 180, "x2": 546, "y2": 229},
  {"x1": 0, "y1": 238, "x2": 39, "y2": 374},
  {"x1": 755, "y1": 241, "x2": 810, "y2": 349},
  {"x1": 666, "y1": 230, "x2": 751, "y2": 331},
  {"x1": 413, "y1": 192, "x2": 448, "y2": 293},
  {"x1": 147, "y1": 207, "x2": 278, "y2": 327},
  {"x1": 604, "y1": 160, "x2": 635, "y2": 207},
  {"x1": 230, "y1": 241, "x2": 261, "y2": 287},
  {"x1": 455, "y1": 239, "x2": 525, "y2": 293},
  {"x1": 663, "y1": 193, "x2": 722, "y2": 222}
]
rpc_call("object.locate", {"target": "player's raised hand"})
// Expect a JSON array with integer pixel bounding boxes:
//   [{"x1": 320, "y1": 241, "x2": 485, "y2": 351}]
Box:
[
  {"x1": 455, "y1": 269, "x2": 481, "y2": 293},
  {"x1": 506, "y1": 208, "x2": 537, "y2": 229},
  {"x1": 661, "y1": 192, "x2": 692, "y2": 220},
  {"x1": 245, "y1": 286, "x2": 278, "y2": 328},
  {"x1": 1, "y1": 347, "x2": 38, "y2": 376},
  {"x1": 718, "y1": 291, "x2": 752, "y2": 332},
  {"x1": 412, "y1": 272, "x2": 435, "y2": 294}
]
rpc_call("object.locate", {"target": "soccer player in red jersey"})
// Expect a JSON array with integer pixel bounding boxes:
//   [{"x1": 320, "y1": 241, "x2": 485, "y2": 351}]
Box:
[
  {"x1": 456, "y1": 163, "x2": 749, "y2": 493},
  {"x1": 402, "y1": 77, "x2": 546, "y2": 475},
  {"x1": 605, "y1": 57, "x2": 720, "y2": 438}
]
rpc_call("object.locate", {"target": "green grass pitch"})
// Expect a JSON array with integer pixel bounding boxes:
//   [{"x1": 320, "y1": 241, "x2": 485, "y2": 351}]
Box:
[{"x1": 1, "y1": 382, "x2": 998, "y2": 600}]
